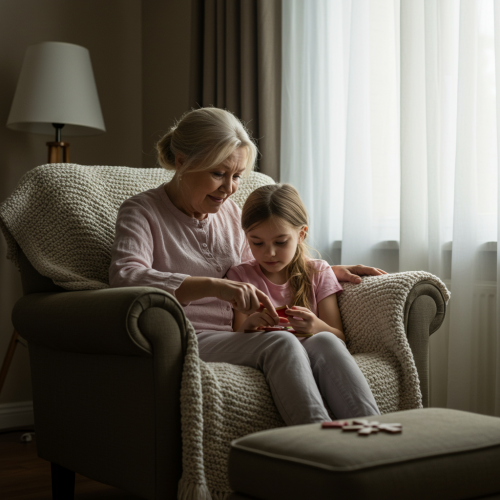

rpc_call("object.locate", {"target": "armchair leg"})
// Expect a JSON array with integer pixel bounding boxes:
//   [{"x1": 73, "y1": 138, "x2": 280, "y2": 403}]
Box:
[
  {"x1": 0, "y1": 330, "x2": 19, "y2": 396},
  {"x1": 51, "y1": 462, "x2": 75, "y2": 500}
]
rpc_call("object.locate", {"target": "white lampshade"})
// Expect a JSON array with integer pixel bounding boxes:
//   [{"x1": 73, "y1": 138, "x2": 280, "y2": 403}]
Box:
[{"x1": 6, "y1": 41, "x2": 105, "y2": 136}]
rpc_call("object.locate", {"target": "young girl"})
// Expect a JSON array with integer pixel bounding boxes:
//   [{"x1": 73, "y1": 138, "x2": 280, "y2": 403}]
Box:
[
  {"x1": 227, "y1": 183, "x2": 380, "y2": 419},
  {"x1": 227, "y1": 183, "x2": 344, "y2": 339}
]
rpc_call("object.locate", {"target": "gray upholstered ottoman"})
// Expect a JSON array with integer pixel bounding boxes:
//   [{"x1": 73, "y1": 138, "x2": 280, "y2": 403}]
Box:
[{"x1": 228, "y1": 408, "x2": 500, "y2": 500}]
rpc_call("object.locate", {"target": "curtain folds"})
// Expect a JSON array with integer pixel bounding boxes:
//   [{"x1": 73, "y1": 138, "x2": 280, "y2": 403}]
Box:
[
  {"x1": 495, "y1": 1, "x2": 500, "y2": 417},
  {"x1": 189, "y1": 0, "x2": 282, "y2": 179},
  {"x1": 282, "y1": 0, "x2": 500, "y2": 416}
]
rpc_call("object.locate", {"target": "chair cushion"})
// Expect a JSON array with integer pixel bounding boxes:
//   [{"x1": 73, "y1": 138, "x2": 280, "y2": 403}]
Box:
[{"x1": 228, "y1": 408, "x2": 500, "y2": 500}]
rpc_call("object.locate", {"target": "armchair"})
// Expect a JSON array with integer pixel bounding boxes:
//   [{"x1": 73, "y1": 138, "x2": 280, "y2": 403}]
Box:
[{"x1": 1, "y1": 164, "x2": 448, "y2": 499}]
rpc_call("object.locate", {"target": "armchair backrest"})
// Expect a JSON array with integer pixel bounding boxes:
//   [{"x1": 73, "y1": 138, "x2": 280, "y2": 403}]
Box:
[{"x1": 1, "y1": 164, "x2": 275, "y2": 295}]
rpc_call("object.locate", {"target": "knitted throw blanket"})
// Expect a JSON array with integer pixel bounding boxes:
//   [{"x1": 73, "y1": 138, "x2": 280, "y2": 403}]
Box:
[
  {"x1": 339, "y1": 273, "x2": 450, "y2": 413},
  {"x1": 0, "y1": 164, "x2": 451, "y2": 499},
  {"x1": 178, "y1": 322, "x2": 285, "y2": 500},
  {"x1": 0, "y1": 164, "x2": 273, "y2": 288}
]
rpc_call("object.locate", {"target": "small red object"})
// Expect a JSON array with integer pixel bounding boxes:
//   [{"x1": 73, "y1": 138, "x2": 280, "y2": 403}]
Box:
[
  {"x1": 322, "y1": 421, "x2": 348, "y2": 428},
  {"x1": 250, "y1": 304, "x2": 296, "y2": 333},
  {"x1": 260, "y1": 304, "x2": 289, "y2": 319}
]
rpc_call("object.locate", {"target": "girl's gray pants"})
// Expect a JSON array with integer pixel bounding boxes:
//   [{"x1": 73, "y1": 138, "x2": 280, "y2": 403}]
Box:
[{"x1": 197, "y1": 330, "x2": 380, "y2": 426}]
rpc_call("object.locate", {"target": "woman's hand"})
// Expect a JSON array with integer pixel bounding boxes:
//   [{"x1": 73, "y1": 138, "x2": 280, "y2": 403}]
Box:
[
  {"x1": 331, "y1": 264, "x2": 387, "y2": 284},
  {"x1": 212, "y1": 279, "x2": 279, "y2": 321},
  {"x1": 284, "y1": 306, "x2": 330, "y2": 336}
]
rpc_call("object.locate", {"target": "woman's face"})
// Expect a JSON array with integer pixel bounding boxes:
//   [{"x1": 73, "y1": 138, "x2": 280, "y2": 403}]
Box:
[{"x1": 173, "y1": 148, "x2": 247, "y2": 220}]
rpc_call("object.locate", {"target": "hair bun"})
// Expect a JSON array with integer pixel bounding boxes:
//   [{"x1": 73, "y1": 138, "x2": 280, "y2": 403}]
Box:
[{"x1": 156, "y1": 128, "x2": 176, "y2": 169}]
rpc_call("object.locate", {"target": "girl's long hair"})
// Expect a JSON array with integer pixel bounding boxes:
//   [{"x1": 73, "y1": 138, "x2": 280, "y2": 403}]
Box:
[{"x1": 241, "y1": 184, "x2": 315, "y2": 310}]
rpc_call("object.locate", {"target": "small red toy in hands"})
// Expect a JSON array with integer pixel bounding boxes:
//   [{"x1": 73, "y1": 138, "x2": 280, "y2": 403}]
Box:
[
  {"x1": 259, "y1": 304, "x2": 289, "y2": 319},
  {"x1": 249, "y1": 304, "x2": 313, "y2": 337}
]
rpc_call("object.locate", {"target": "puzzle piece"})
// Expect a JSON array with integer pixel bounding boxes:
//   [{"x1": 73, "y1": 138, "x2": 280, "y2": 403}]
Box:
[
  {"x1": 342, "y1": 425, "x2": 365, "y2": 432},
  {"x1": 256, "y1": 326, "x2": 297, "y2": 334},
  {"x1": 321, "y1": 421, "x2": 348, "y2": 428},
  {"x1": 358, "y1": 427, "x2": 375, "y2": 436},
  {"x1": 378, "y1": 424, "x2": 402, "y2": 434},
  {"x1": 322, "y1": 419, "x2": 403, "y2": 436}
]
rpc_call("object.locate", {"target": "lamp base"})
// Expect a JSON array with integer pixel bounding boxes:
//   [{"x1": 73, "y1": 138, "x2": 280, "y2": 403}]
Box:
[{"x1": 47, "y1": 141, "x2": 70, "y2": 163}]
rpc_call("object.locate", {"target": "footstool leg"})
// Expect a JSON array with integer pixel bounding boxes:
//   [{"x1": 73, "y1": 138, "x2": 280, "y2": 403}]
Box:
[{"x1": 51, "y1": 462, "x2": 75, "y2": 500}]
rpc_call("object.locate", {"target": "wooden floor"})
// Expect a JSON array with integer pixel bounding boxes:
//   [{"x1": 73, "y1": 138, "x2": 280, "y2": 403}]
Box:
[{"x1": 0, "y1": 428, "x2": 144, "y2": 499}]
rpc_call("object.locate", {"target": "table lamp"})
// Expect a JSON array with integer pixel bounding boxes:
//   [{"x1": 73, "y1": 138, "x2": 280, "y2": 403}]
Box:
[
  {"x1": 0, "y1": 42, "x2": 106, "y2": 401},
  {"x1": 6, "y1": 41, "x2": 106, "y2": 163}
]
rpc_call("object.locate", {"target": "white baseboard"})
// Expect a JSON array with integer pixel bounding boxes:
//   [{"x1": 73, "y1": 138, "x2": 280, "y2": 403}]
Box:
[{"x1": 0, "y1": 401, "x2": 34, "y2": 429}]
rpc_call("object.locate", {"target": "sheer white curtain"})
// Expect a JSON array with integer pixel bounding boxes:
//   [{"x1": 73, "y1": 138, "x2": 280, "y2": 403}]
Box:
[{"x1": 281, "y1": 0, "x2": 500, "y2": 416}]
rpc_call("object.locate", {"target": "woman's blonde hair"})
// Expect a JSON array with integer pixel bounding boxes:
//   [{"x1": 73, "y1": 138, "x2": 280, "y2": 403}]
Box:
[
  {"x1": 156, "y1": 107, "x2": 257, "y2": 177},
  {"x1": 241, "y1": 184, "x2": 316, "y2": 310}
]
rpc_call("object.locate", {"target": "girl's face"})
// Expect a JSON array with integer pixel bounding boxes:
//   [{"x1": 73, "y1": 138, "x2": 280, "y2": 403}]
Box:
[{"x1": 246, "y1": 216, "x2": 306, "y2": 279}]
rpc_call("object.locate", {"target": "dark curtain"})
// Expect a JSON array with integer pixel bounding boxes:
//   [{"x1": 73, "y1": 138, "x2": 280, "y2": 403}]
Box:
[{"x1": 189, "y1": 0, "x2": 282, "y2": 180}]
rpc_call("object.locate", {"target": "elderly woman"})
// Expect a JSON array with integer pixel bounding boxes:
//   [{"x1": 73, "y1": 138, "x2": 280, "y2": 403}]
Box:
[{"x1": 110, "y1": 107, "x2": 382, "y2": 425}]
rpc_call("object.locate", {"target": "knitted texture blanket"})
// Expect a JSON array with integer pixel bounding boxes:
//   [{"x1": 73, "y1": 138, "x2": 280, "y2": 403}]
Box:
[
  {"x1": 0, "y1": 164, "x2": 451, "y2": 500},
  {"x1": 0, "y1": 164, "x2": 274, "y2": 289},
  {"x1": 339, "y1": 273, "x2": 450, "y2": 413}
]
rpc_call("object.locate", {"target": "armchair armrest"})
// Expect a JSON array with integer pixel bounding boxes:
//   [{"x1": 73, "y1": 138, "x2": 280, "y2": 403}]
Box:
[
  {"x1": 13, "y1": 286, "x2": 191, "y2": 498},
  {"x1": 12, "y1": 286, "x2": 190, "y2": 357},
  {"x1": 338, "y1": 272, "x2": 449, "y2": 408},
  {"x1": 403, "y1": 280, "x2": 447, "y2": 406}
]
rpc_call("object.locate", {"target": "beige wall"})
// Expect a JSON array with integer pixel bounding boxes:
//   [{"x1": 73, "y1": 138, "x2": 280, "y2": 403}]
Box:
[
  {"x1": 142, "y1": 0, "x2": 192, "y2": 167},
  {"x1": 0, "y1": 0, "x2": 142, "y2": 406},
  {"x1": 0, "y1": 0, "x2": 192, "y2": 407},
  {"x1": 0, "y1": 0, "x2": 193, "y2": 407}
]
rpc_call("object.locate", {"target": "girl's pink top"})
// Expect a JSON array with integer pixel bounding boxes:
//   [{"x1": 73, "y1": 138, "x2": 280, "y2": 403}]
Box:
[
  {"x1": 109, "y1": 184, "x2": 252, "y2": 333},
  {"x1": 226, "y1": 259, "x2": 343, "y2": 316}
]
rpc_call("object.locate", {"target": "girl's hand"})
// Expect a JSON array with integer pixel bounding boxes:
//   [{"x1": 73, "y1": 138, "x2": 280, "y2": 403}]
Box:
[
  {"x1": 285, "y1": 306, "x2": 329, "y2": 335},
  {"x1": 240, "y1": 311, "x2": 278, "y2": 332},
  {"x1": 212, "y1": 279, "x2": 279, "y2": 321}
]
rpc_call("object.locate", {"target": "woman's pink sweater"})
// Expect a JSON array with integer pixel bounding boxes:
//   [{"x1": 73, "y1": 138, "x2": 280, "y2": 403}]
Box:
[{"x1": 109, "y1": 184, "x2": 252, "y2": 332}]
